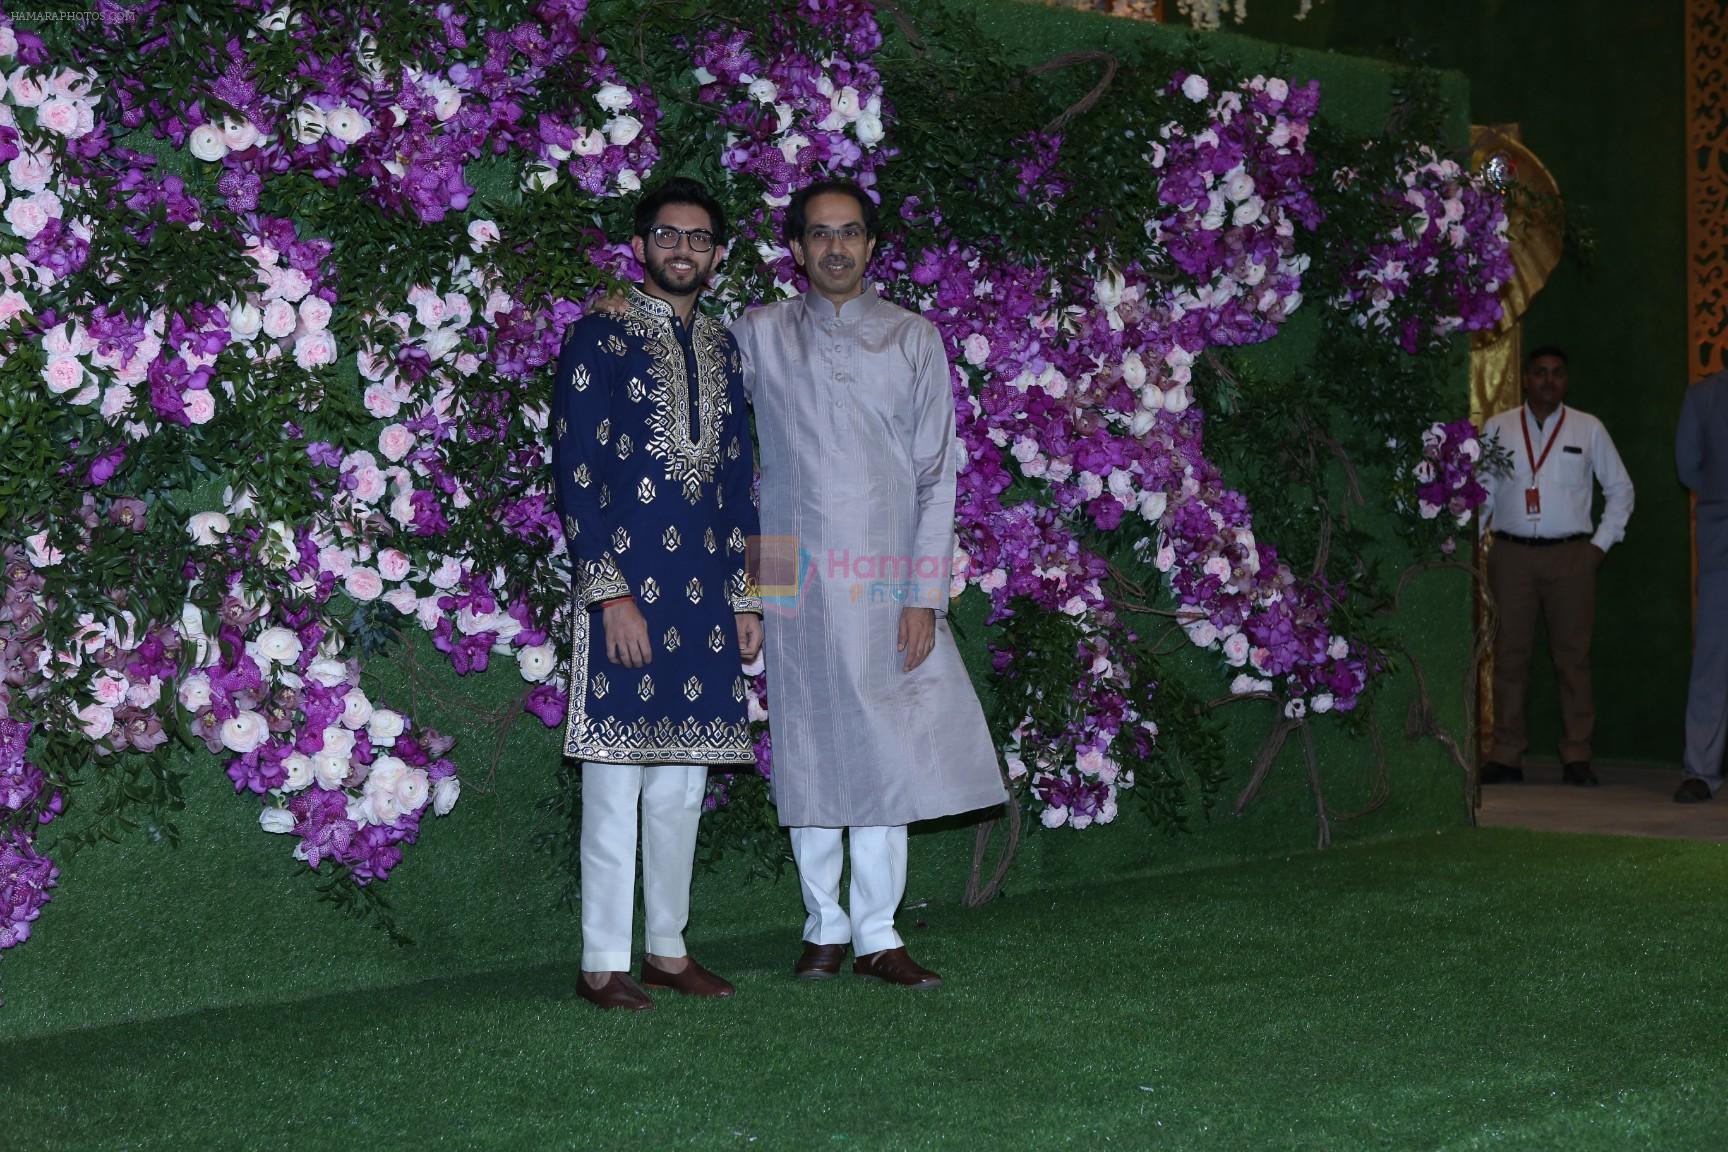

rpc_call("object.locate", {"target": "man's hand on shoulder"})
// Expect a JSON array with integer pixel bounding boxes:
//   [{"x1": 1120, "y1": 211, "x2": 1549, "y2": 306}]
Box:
[
  {"x1": 898, "y1": 606, "x2": 935, "y2": 673},
  {"x1": 588, "y1": 291, "x2": 631, "y2": 319}
]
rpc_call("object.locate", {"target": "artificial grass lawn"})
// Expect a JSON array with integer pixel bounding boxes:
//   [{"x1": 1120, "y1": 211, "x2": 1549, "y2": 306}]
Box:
[{"x1": 4, "y1": 826, "x2": 1725, "y2": 1151}]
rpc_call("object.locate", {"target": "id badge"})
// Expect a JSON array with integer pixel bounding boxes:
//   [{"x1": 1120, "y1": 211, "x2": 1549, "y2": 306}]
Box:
[{"x1": 1524, "y1": 487, "x2": 1542, "y2": 518}]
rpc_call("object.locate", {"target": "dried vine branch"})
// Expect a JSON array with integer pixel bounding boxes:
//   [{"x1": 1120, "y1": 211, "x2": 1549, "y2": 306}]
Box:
[
  {"x1": 1028, "y1": 50, "x2": 1119, "y2": 132},
  {"x1": 963, "y1": 797, "x2": 1024, "y2": 907}
]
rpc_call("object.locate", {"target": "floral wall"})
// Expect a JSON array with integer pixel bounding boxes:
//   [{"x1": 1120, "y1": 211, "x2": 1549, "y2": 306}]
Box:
[{"x1": 0, "y1": 0, "x2": 1509, "y2": 976}]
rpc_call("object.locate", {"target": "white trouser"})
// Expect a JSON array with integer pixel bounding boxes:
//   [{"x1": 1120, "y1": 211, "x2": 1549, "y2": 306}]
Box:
[
  {"x1": 788, "y1": 825, "x2": 907, "y2": 957},
  {"x1": 580, "y1": 761, "x2": 707, "y2": 972}
]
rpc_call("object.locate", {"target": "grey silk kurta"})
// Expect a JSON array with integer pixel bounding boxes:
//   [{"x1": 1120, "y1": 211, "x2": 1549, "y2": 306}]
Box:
[{"x1": 733, "y1": 285, "x2": 1007, "y2": 828}]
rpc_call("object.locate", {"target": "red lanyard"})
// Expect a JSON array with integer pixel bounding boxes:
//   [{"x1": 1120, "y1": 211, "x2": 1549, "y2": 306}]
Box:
[{"x1": 1520, "y1": 406, "x2": 1566, "y2": 480}]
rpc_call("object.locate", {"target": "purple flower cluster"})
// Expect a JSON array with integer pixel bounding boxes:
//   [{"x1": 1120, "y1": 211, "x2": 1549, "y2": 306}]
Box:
[
  {"x1": 1146, "y1": 73, "x2": 1322, "y2": 347},
  {"x1": 1333, "y1": 148, "x2": 1514, "y2": 353},
  {"x1": 108, "y1": 2, "x2": 659, "y2": 221},
  {"x1": 691, "y1": 0, "x2": 889, "y2": 287}
]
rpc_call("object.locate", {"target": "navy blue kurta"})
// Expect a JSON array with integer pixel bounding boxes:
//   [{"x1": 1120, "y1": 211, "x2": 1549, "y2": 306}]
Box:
[{"x1": 552, "y1": 289, "x2": 760, "y2": 765}]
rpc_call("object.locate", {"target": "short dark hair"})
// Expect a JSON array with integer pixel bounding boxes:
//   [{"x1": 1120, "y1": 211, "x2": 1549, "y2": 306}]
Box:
[
  {"x1": 784, "y1": 178, "x2": 880, "y2": 245},
  {"x1": 1525, "y1": 345, "x2": 1568, "y2": 367},
  {"x1": 633, "y1": 177, "x2": 727, "y2": 246}
]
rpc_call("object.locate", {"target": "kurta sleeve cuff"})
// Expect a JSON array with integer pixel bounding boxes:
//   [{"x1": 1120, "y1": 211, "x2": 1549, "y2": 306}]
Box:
[{"x1": 579, "y1": 553, "x2": 632, "y2": 607}]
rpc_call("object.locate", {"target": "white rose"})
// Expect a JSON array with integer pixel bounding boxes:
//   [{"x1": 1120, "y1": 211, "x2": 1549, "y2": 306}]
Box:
[
  {"x1": 396, "y1": 767, "x2": 430, "y2": 813},
  {"x1": 188, "y1": 123, "x2": 228, "y2": 162},
  {"x1": 368, "y1": 708, "x2": 405, "y2": 745},
  {"x1": 854, "y1": 113, "x2": 885, "y2": 147},
  {"x1": 221, "y1": 117, "x2": 260, "y2": 152},
  {"x1": 1181, "y1": 74, "x2": 1210, "y2": 102},
  {"x1": 227, "y1": 300, "x2": 263, "y2": 342},
  {"x1": 186, "y1": 511, "x2": 231, "y2": 545},
  {"x1": 254, "y1": 626, "x2": 303, "y2": 667},
  {"x1": 306, "y1": 657, "x2": 349, "y2": 687},
  {"x1": 572, "y1": 129, "x2": 605, "y2": 157},
  {"x1": 962, "y1": 333, "x2": 990, "y2": 367},
  {"x1": 516, "y1": 643, "x2": 556, "y2": 682},
  {"x1": 521, "y1": 162, "x2": 559, "y2": 193},
  {"x1": 325, "y1": 105, "x2": 371, "y2": 144},
  {"x1": 432, "y1": 775, "x2": 461, "y2": 816},
  {"x1": 177, "y1": 672, "x2": 213, "y2": 712},
  {"x1": 312, "y1": 752, "x2": 350, "y2": 790},
  {"x1": 288, "y1": 103, "x2": 327, "y2": 145},
  {"x1": 220, "y1": 710, "x2": 270, "y2": 754},
  {"x1": 362, "y1": 755, "x2": 409, "y2": 824},
  {"x1": 259, "y1": 807, "x2": 296, "y2": 833},
  {"x1": 605, "y1": 115, "x2": 643, "y2": 147},
  {"x1": 594, "y1": 82, "x2": 635, "y2": 112},
  {"x1": 281, "y1": 754, "x2": 314, "y2": 792}
]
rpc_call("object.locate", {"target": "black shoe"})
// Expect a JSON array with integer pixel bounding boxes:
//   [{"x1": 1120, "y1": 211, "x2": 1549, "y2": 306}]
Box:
[
  {"x1": 1674, "y1": 778, "x2": 1712, "y2": 804},
  {"x1": 1479, "y1": 761, "x2": 1523, "y2": 784},
  {"x1": 1561, "y1": 762, "x2": 1599, "y2": 787}
]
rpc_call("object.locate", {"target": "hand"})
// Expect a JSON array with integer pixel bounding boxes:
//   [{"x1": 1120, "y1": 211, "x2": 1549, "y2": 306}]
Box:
[
  {"x1": 590, "y1": 291, "x2": 630, "y2": 317},
  {"x1": 897, "y1": 607, "x2": 936, "y2": 673},
  {"x1": 736, "y1": 612, "x2": 763, "y2": 662},
  {"x1": 602, "y1": 599, "x2": 652, "y2": 668}
]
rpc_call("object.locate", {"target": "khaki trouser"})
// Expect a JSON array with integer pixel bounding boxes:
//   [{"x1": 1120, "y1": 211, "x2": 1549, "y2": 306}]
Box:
[{"x1": 1487, "y1": 536, "x2": 1598, "y2": 765}]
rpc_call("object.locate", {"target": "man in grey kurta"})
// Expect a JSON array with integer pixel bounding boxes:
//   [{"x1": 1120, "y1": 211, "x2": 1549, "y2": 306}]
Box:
[
  {"x1": 1677, "y1": 368, "x2": 1728, "y2": 802},
  {"x1": 733, "y1": 179, "x2": 1007, "y2": 988}
]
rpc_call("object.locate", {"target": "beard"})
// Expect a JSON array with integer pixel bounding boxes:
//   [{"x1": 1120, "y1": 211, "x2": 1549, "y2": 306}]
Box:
[{"x1": 646, "y1": 250, "x2": 707, "y2": 297}]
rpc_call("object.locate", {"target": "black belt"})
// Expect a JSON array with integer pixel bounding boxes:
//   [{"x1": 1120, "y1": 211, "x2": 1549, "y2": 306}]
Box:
[{"x1": 1491, "y1": 531, "x2": 1590, "y2": 547}]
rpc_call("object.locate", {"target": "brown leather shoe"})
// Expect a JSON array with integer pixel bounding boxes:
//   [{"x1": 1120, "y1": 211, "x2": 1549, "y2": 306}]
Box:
[
  {"x1": 793, "y1": 942, "x2": 846, "y2": 980},
  {"x1": 641, "y1": 956, "x2": 735, "y2": 998},
  {"x1": 853, "y1": 946, "x2": 943, "y2": 989},
  {"x1": 576, "y1": 971, "x2": 653, "y2": 1011}
]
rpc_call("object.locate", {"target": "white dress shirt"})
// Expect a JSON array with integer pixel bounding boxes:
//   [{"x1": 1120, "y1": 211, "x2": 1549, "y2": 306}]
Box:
[{"x1": 1480, "y1": 403, "x2": 1635, "y2": 552}]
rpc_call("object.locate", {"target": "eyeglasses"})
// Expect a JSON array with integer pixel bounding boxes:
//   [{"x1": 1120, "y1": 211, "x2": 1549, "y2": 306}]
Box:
[
  {"x1": 647, "y1": 225, "x2": 716, "y2": 252},
  {"x1": 804, "y1": 224, "x2": 869, "y2": 244}
]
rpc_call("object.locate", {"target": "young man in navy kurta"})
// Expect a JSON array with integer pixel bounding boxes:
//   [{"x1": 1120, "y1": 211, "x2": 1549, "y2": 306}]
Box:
[{"x1": 552, "y1": 178, "x2": 761, "y2": 1010}]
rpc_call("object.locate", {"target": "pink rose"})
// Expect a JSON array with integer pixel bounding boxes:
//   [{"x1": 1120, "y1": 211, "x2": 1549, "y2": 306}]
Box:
[
  {"x1": 77, "y1": 702, "x2": 115, "y2": 739},
  {"x1": 37, "y1": 98, "x2": 84, "y2": 138},
  {"x1": 377, "y1": 423, "x2": 415, "y2": 462},
  {"x1": 41, "y1": 354, "x2": 83, "y2": 394},
  {"x1": 5, "y1": 197, "x2": 48, "y2": 240},
  {"x1": 376, "y1": 548, "x2": 411, "y2": 581},
  {"x1": 351, "y1": 466, "x2": 387, "y2": 504},
  {"x1": 261, "y1": 298, "x2": 297, "y2": 339},
  {"x1": 269, "y1": 267, "x2": 311, "y2": 303},
  {"x1": 344, "y1": 567, "x2": 384, "y2": 602},
  {"x1": 9, "y1": 69, "x2": 46, "y2": 107},
  {"x1": 297, "y1": 295, "x2": 332, "y2": 332},
  {"x1": 182, "y1": 389, "x2": 217, "y2": 424},
  {"x1": 383, "y1": 587, "x2": 419, "y2": 616},
  {"x1": 7, "y1": 149, "x2": 51, "y2": 193},
  {"x1": 317, "y1": 544, "x2": 354, "y2": 578},
  {"x1": 91, "y1": 671, "x2": 130, "y2": 706},
  {"x1": 362, "y1": 383, "x2": 401, "y2": 419},
  {"x1": 293, "y1": 330, "x2": 338, "y2": 370}
]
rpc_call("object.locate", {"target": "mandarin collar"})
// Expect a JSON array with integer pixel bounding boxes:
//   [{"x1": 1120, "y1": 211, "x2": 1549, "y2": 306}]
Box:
[
  {"x1": 801, "y1": 281, "x2": 880, "y2": 323},
  {"x1": 627, "y1": 286, "x2": 676, "y2": 321}
]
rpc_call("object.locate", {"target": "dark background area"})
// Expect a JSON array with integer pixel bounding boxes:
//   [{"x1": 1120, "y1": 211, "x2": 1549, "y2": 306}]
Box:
[{"x1": 1223, "y1": 0, "x2": 1689, "y2": 765}]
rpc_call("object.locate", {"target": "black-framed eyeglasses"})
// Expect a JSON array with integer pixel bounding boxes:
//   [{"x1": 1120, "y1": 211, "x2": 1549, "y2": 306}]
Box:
[
  {"x1": 647, "y1": 225, "x2": 716, "y2": 252},
  {"x1": 805, "y1": 224, "x2": 868, "y2": 244}
]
